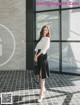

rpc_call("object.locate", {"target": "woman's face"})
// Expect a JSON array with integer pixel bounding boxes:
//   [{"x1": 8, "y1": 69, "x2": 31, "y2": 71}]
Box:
[{"x1": 43, "y1": 27, "x2": 49, "y2": 36}]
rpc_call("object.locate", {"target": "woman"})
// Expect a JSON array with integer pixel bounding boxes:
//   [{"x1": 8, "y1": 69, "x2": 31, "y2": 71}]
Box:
[{"x1": 34, "y1": 25, "x2": 51, "y2": 102}]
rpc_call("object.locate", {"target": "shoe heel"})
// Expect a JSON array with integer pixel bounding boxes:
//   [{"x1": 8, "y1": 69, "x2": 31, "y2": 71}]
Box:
[{"x1": 37, "y1": 95, "x2": 44, "y2": 103}]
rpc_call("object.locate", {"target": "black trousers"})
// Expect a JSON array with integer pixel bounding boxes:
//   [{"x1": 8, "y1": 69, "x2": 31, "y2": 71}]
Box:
[{"x1": 35, "y1": 49, "x2": 50, "y2": 79}]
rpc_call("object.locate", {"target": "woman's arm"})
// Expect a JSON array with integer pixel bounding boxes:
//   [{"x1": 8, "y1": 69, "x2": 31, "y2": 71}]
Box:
[
  {"x1": 40, "y1": 37, "x2": 50, "y2": 55},
  {"x1": 36, "y1": 51, "x2": 43, "y2": 58},
  {"x1": 34, "y1": 51, "x2": 38, "y2": 57},
  {"x1": 34, "y1": 51, "x2": 38, "y2": 62},
  {"x1": 36, "y1": 37, "x2": 50, "y2": 58},
  {"x1": 34, "y1": 51, "x2": 43, "y2": 63}
]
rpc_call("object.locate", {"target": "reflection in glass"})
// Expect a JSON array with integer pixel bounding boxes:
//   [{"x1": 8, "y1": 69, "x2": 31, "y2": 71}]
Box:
[
  {"x1": 47, "y1": 43, "x2": 59, "y2": 71},
  {"x1": 62, "y1": 9, "x2": 80, "y2": 40},
  {"x1": 36, "y1": 0, "x2": 59, "y2": 11},
  {"x1": 36, "y1": 11, "x2": 59, "y2": 40},
  {"x1": 62, "y1": 42, "x2": 80, "y2": 73},
  {"x1": 61, "y1": 0, "x2": 80, "y2": 8}
]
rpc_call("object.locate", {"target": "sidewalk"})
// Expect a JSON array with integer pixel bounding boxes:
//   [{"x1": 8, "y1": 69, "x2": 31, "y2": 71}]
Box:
[{"x1": 0, "y1": 70, "x2": 80, "y2": 105}]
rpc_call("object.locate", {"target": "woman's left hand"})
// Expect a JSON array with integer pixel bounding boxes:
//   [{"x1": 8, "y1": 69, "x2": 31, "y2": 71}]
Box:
[{"x1": 34, "y1": 55, "x2": 38, "y2": 63}]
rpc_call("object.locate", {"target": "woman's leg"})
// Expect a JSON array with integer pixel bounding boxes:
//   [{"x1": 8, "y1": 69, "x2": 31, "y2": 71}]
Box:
[{"x1": 39, "y1": 68, "x2": 45, "y2": 97}]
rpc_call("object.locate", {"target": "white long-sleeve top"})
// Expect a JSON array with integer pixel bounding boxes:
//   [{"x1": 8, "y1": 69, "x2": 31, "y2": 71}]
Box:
[{"x1": 34, "y1": 36, "x2": 50, "y2": 54}]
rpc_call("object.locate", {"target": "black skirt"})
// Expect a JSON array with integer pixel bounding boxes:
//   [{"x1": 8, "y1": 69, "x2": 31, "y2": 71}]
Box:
[{"x1": 34, "y1": 49, "x2": 50, "y2": 79}]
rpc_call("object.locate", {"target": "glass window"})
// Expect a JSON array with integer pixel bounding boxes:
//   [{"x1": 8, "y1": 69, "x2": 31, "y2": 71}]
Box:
[
  {"x1": 62, "y1": 42, "x2": 80, "y2": 73},
  {"x1": 36, "y1": 0, "x2": 59, "y2": 11},
  {"x1": 62, "y1": 9, "x2": 80, "y2": 40},
  {"x1": 61, "y1": 0, "x2": 80, "y2": 8},
  {"x1": 47, "y1": 42, "x2": 59, "y2": 71},
  {"x1": 36, "y1": 11, "x2": 59, "y2": 40}
]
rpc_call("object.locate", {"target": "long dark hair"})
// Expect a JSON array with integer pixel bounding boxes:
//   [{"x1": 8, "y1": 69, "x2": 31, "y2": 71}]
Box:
[{"x1": 37, "y1": 25, "x2": 51, "y2": 42}]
